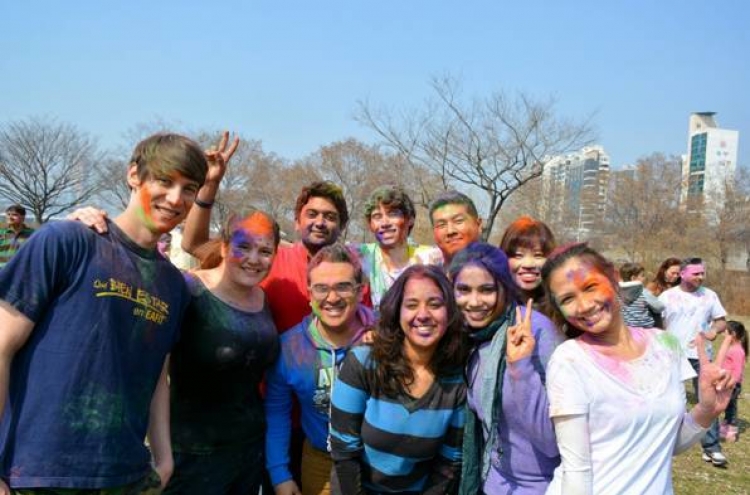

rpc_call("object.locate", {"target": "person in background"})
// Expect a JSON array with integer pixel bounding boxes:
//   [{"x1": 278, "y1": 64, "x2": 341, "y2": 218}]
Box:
[
  {"x1": 498, "y1": 216, "x2": 556, "y2": 310},
  {"x1": 265, "y1": 244, "x2": 371, "y2": 495},
  {"x1": 659, "y1": 257, "x2": 729, "y2": 467},
  {"x1": 429, "y1": 190, "x2": 483, "y2": 267},
  {"x1": 450, "y1": 243, "x2": 561, "y2": 495},
  {"x1": 719, "y1": 320, "x2": 747, "y2": 443},
  {"x1": 542, "y1": 244, "x2": 733, "y2": 494},
  {"x1": 356, "y1": 185, "x2": 441, "y2": 310},
  {"x1": 163, "y1": 210, "x2": 280, "y2": 495},
  {"x1": 618, "y1": 261, "x2": 665, "y2": 328},
  {"x1": 647, "y1": 257, "x2": 681, "y2": 297},
  {"x1": 330, "y1": 264, "x2": 468, "y2": 495},
  {"x1": 0, "y1": 204, "x2": 35, "y2": 269},
  {"x1": 157, "y1": 232, "x2": 172, "y2": 259}
]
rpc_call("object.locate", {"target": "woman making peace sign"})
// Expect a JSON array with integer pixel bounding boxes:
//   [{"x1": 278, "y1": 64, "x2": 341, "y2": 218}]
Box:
[
  {"x1": 449, "y1": 243, "x2": 563, "y2": 495},
  {"x1": 541, "y1": 244, "x2": 734, "y2": 495}
]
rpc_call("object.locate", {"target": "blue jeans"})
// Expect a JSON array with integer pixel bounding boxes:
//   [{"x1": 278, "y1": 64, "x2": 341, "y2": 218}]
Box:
[{"x1": 688, "y1": 358, "x2": 722, "y2": 453}]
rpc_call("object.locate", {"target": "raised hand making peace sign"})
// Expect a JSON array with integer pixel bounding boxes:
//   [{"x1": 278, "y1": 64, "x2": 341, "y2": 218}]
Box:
[
  {"x1": 202, "y1": 130, "x2": 240, "y2": 191},
  {"x1": 507, "y1": 298, "x2": 536, "y2": 363}
]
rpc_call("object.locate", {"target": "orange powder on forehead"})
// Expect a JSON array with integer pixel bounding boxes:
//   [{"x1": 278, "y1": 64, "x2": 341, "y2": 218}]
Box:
[
  {"x1": 511, "y1": 216, "x2": 538, "y2": 230},
  {"x1": 566, "y1": 262, "x2": 617, "y2": 299},
  {"x1": 237, "y1": 212, "x2": 274, "y2": 237}
]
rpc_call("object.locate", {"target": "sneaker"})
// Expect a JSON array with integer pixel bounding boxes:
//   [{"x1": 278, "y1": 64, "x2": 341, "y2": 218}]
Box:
[{"x1": 702, "y1": 451, "x2": 728, "y2": 467}]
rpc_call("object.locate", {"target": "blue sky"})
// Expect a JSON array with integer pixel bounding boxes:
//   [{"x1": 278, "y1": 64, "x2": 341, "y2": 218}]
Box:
[{"x1": 2, "y1": 1, "x2": 748, "y2": 169}]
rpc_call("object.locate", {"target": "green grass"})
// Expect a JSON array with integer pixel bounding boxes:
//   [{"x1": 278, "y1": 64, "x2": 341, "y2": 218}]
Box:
[{"x1": 672, "y1": 316, "x2": 750, "y2": 494}]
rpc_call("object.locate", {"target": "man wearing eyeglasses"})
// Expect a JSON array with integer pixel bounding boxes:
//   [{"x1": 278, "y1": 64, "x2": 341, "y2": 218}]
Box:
[
  {"x1": 265, "y1": 243, "x2": 371, "y2": 495},
  {"x1": 659, "y1": 257, "x2": 728, "y2": 467}
]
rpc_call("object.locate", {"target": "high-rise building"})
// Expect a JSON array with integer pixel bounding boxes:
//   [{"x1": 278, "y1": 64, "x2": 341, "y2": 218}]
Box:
[
  {"x1": 541, "y1": 145, "x2": 610, "y2": 239},
  {"x1": 682, "y1": 112, "x2": 739, "y2": 214}
]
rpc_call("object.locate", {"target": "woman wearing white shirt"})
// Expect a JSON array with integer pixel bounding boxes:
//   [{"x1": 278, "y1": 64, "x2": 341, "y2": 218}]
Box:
[{"x1": 539, "y1": 243, "x2": 733, "y2": 495}]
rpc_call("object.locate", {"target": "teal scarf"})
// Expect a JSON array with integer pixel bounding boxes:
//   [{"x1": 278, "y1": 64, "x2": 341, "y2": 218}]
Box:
[{"x1": 459, "y1": 304, "x2": 516, "y2": 495}]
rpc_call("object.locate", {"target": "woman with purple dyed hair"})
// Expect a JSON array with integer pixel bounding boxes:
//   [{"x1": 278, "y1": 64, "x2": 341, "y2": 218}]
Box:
[{"x1": 449, "y1": 243, "x2": 562, "y2": 495}]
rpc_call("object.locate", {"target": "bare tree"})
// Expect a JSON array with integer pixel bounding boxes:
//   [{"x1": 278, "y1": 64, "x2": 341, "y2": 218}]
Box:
[
  {"x1": 356, "y1": 75, "x2": 593, "y2": 240},
  {"x1": 93, "y1": 156, "x2": 131, "y2": 210},
  {"x1": 0, "y1": 117, "x2": 103, "y2": 224},
  {"x1": 604, "y1": 153, "x2": 688, "y2": 264},
  {"x1": 301, "y1": 139, "x2": 394, "y2": 241}
]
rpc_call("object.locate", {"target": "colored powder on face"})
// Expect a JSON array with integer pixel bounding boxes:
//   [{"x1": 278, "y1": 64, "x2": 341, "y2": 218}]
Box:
[
  {"x1": 310, "y1": 300, "x2": 323, "y2": 318},
  {"x1": 227, "y1": 212, "x2": 276, "y2": 260},
  {"x1": 681, "y1": 265, "x2": 704, "y2": 277},
  {"x1": 228, "y1": 229, "x2": 250, "y2": 261},
  {"x1": 238, "y1": 212, "x2": 274, "y2": 237},
  {"x1": 137, "y1": 186, "x2": 157, "y2": 232},
  {"x1": 557, "y1": 262, "x2": 616, "y2": 326}
]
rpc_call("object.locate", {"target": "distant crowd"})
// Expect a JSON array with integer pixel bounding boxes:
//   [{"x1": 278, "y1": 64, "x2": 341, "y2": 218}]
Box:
[{"x1": 0, "y1": 131, "x2": 745, "y2": 495}]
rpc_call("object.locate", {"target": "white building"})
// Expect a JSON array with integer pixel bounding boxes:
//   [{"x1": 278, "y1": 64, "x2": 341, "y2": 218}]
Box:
[
  {"x1": 541, "y1": 145, "x2": 610, "y2": 239},
  {"x1": 681, "y1": 112, "x2": 739, "y2": 214}
]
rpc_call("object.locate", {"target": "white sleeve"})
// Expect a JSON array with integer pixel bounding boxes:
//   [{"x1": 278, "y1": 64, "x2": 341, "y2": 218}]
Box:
[
  {"x1": 673, "y1": 412, "x2": 708, "y2": 455},
  {"x1": 642, "y1": 288, "x2": 665, "y2": 313},
  {"x1": 552, "y1": 414, "x2": 593, "y2": 495},
  {"x1": 546, "y1": 344, "x2": 589, "y2": 417}
]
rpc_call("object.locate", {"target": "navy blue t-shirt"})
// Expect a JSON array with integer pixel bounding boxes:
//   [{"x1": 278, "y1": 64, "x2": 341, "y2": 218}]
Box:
[{"x1": 0, "y1": 220, "x2": 189, "y2": 489}]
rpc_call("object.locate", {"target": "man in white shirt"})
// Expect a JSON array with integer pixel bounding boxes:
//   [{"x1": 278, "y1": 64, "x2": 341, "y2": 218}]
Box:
[{"x1": 659, "y1": 257, "x2": 727, "y2": 467}]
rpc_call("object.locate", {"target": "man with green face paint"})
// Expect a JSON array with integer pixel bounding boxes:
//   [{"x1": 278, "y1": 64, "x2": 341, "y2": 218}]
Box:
[{"x1": 265, "y1": 244, "x2": 371, "y2": 495}]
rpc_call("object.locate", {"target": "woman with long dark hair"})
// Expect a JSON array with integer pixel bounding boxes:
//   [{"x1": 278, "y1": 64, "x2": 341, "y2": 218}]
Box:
[
  {"x1": 450, "y1": 243, "x2": 562, "y2": 495},
  {"x1": 647, "y1": 257, "x2": 681, "y2": 296},
  {"x1": 329, "y1": 265, "x2": 468, "y2": 494}
]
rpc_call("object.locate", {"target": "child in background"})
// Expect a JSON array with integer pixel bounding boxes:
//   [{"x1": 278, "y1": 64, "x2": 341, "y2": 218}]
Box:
[
  {"x1": 618, "y1": 262, "x2": 665, "y2": 328},
  {"x1": 720, "y1": 321, "x2": 747, "y2": 442}
]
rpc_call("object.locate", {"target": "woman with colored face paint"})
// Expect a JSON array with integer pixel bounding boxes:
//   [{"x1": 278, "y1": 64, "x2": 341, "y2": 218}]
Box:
[
  {"x1": 499, "y1": 216, "x2": 556, "y2": 310},
  {"x1": 541, "y1": 244, "x2": 735, "y2": 495},
  {"x1": 163, "y1": 209, "x2": 281, "y2": 495},
  {"x1": 448, "y1": 243, "x2": 562, "y2": 495},
  {"x1": 329, "y1": 265, "x2": 468, "y2": 495}
]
